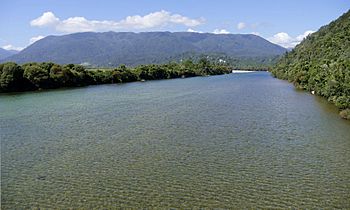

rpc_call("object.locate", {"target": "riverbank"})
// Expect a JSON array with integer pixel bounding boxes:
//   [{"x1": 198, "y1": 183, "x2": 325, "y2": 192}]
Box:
[
  {"x1": 271, "y1": 73, "x2": 350, "y2": 120},
  {"x1": 270, "y1": 11, "x2": 350, "y2": 120},
  {"x1": 0, "y1": 60, "x2": 231, "y2": 93}
]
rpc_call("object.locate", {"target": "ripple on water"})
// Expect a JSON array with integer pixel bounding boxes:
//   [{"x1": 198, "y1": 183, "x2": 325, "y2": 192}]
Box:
[{"x1": 1, "y1": 72, "x2": 350, "y2": 209}]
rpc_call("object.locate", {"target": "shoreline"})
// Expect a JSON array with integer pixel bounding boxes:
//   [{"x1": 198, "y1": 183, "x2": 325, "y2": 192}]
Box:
[{"x1": 0, "y1": 61, "x2": 233, "y2": 93}]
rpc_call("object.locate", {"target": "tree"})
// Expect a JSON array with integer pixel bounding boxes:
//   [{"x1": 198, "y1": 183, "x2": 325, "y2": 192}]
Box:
[
  {"x1": 0, "y1": 62, "x2": 25, "y2": 92},
  {"x1": 23, "y1": 64, "x2": 49, "y2": 88},
  {"x1": 50, "y1": 64, "x2": 65, "y2": 87},
  {"x1": 271, "y1": 10, "x2": 350, "y2": 118},
  {"x1": 0, "y1": 60, "x2": 232, "y2": 92}
]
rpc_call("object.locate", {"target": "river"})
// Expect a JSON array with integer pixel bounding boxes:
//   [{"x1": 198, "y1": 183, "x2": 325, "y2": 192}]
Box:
[{"x1": 1, "y1": 72, "x2": 349, "y2": 208}]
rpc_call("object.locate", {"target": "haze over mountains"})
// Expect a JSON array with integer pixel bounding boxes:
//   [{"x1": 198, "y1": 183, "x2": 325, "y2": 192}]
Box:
[
  {"x1": 2, "y1": 32, "x2": 286, "y2": 67},
  {"x1": 0, "y1": 48, "x2": 18, "y2": 60}
]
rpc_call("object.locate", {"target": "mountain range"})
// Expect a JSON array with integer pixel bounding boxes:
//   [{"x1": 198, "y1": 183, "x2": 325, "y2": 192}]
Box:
[
  {"x1": 2, "y1": 32, "x2": 286, "y2": 67},
  {"x1": 0, "y1": 48, "x2": 18, "y2": 60}
]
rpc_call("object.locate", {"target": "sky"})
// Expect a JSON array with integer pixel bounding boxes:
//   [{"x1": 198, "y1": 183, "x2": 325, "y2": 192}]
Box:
[{"x1": 0, "y1": 0, "x2": 349, "y2": 50}]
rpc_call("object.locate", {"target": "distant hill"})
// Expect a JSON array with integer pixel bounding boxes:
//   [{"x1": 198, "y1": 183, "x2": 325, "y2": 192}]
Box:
[
  {"x1": 0, "y1": 48, "x2": 18, "y2": 60},
  {"x1": 2, "y1": 32, "x2": 286, "y2": 67},
  {"x1": 271, "y1": 10, "x2": 350, "y2": 119}
]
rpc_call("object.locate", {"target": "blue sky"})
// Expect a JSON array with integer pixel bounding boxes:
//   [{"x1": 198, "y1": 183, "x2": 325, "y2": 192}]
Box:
[{"x1": 0, "y1": 0, "x2": 348, "y2": 50}]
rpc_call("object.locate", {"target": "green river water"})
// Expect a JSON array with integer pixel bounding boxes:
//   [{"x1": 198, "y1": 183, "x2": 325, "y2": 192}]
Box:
[{"x1": 1, "y1": 72, "x2": 350, "y2": 208}]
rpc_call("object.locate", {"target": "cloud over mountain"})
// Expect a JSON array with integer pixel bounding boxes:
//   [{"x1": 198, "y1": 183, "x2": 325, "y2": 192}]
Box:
[
  {"x1": 268, "y1": 30, "x2": 315, "y2": 48},
  {"x1": 30, "y1": 11, "x2": 204, "y2": 33}
]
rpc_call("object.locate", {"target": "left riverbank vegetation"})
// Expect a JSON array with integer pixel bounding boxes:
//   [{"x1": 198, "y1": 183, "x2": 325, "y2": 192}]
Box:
[{"x1": 0, "y1": 58, "x2": 231, "y2": 93}]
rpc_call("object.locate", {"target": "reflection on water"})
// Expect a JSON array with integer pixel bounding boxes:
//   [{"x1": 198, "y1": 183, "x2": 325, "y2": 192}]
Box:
[{"x1": 1, "y1": 72, "x2": 349, "y2": 208}]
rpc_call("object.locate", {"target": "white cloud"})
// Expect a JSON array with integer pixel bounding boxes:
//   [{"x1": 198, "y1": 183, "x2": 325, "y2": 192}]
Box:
[
  {"x1": 268, "y1": 32, "x2": 294, "y2": 48},
  {"x1": 187, "y1": 28, "x2": 203, "y2": 33},
  {"x1": 2, "y1": 35, "x2": 46, "y2": 52},
  {"x1": 251, "y1": 32, "x2": 260, "y2": 36},
  {"x1": 29, "y1": 35, "x2": 45, "y2": 44},
  {"x1": 296, "y1": 30, "x2": 315, "y2": 41},
  {"x1": 268, "y1": 30, "x2": 315, "y2": 48},
  {"x1": 2, "y1": 44, "x2": 24, "y2": 51},
  {"x1": 31, "y1": 11, "x2": 204, "y2": 33},
  {"x1": 213, "y1": 29, "x2": 230, "y2": 34},
  {"x1": 30, "y1": 11, "x2": 59, "y2": 27},
  {"x1": 237, "y1": 22, "x2": 246, "y2": 30}
]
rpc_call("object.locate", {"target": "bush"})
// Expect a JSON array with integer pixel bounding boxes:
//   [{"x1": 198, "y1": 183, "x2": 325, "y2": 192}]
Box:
[
  {"x1": 23, "y1": 64, "x2": 49, "y2": 88},
  {"x1": 339, "y1": 109, "x2": 350, "y2": 120},
  {"x1": 0, "y1": 62, "x2": 25, "y2": 92},
  {"x1": 335, "y1": 96, "x2": 350, "y2": 109}
]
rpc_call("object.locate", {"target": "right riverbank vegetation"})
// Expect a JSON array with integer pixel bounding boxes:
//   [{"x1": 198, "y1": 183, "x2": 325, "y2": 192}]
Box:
[
  {"x1": 0, "y1": 58, "x2": 231, "y2": 93},
  {"x1": 271, "y1": 10, "x2": 350, "y2": 120}
]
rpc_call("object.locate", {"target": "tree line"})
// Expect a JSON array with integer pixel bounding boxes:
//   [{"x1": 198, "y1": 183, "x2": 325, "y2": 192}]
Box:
[
  {"x1": 271, "y1": 10, "x2": 350, "y2": 119},
  {"x1": 0, "y1": 58, "x2": 231, "y2": 93}
]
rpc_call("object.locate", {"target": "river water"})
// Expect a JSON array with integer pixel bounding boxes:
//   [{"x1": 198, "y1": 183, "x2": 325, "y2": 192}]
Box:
[{"x1": 1, "y1": 72, "x2": 349, "y2": 208}]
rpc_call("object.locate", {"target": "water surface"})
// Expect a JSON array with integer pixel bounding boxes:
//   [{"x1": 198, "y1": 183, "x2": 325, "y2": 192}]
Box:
[{"x1": 1, "y1": 72, "x2": 350, "y2": 208}]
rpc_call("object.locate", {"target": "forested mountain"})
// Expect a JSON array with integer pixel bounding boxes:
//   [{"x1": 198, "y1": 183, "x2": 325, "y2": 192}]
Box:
[
  {"x1": 0, "y1": 48, "x2": 18, "y2": 60},
  {"x1": 2, "y1": 32, "x2": 286, "y2": 67},
  {"x1": 271, "y1": 10, "x2": 350, "y2": 119}
]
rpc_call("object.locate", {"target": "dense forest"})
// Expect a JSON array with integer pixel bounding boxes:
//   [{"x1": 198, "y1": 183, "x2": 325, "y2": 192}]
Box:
[
  {"x1": 1, "y1": 32, "x2": 286, "y2": 66},
  {"x1": 271, "y1": 10, "x2": 350, "y2": 119},
  {"x1": 0, "y1": 58, "x2": 231, "y2": 93},
  {"x1": 171, "y1": 52, "x2": 281, "y2": 70}
]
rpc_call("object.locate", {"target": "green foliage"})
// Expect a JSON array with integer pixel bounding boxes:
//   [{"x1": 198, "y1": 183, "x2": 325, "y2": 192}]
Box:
[
  {"x1": 112, "y1": 65, "x2": 138, "y2": 83},
  {"x1": 49, "y1": 64, "x2": 65, "y2": 86},
  {"x1": 271, "y1": 10, "x2": 350, "y2": 118},
  {"x1": 175, "y1": 52, "x2": 281, "y2": 71},
  {"x1": 40, "y1": 62, "x2": 55, "y2": 72},
  {"x1": 0, "y1": 62, "x2": 26, "y2": 91},
  {"x1": 138, "y1": 65, "x2": 171, "y2": 80},
  {"x1": 23, "y1": 63, "x2": 49, "y2": 88},
  {"x1": 90, "y1": 70, "x2": 114, "y2": 84},
  {"x1": 0, "y1": 59, "x2": 231, "y2": 92}
]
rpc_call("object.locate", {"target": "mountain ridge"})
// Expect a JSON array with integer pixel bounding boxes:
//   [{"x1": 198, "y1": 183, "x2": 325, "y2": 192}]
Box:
[
  {"x1": 2, "y1": 32, "x2": 286, "y2": 67},
  {"x1": 0, "y1": 48, "x2": 18, "y2": 60}
]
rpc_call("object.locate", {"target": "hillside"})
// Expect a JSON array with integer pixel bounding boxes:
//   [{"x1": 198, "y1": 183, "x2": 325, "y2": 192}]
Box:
[
  {"x1": 271, "y1": 10, "x2": 350, "y2": 119},
  {"x1": 0, "y1": 48, "x2": 18, "y2": 60},
  {"x1": 2, "y1": 32, "x2": 286, "y2": 67}
]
